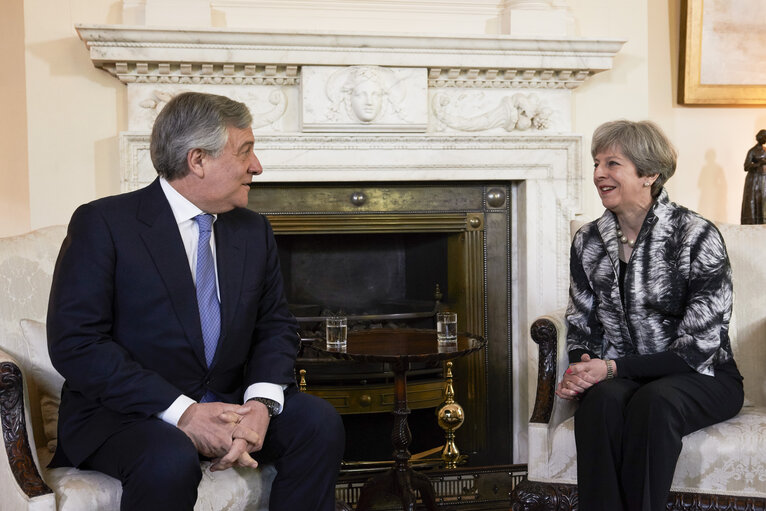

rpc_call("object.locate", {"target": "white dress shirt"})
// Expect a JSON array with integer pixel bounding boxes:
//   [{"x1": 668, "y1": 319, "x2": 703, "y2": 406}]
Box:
[{"x1": 157, "y1": 178, "x2": 284, "y2": 427}]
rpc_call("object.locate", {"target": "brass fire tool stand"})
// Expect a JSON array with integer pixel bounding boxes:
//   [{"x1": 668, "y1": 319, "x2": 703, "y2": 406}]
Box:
[{"x1": 436, "y1": 361, "x2": 467, "y2": 468}]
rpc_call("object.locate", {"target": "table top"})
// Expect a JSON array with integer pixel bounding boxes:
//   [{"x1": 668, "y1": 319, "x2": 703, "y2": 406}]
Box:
[{"x1": 312, "y1": 328, "x2": 485, "y2": 365}]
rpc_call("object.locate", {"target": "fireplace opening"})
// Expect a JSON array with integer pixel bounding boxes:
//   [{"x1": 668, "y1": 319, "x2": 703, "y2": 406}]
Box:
[
  {"x1": 279, "y1": 231, "x2": 456, "y2": 462},
  {"x1": 252, "y1": 181, "x2": 511, "y2": 466},
  {"x1": 278, "y1": 231, "x2": 449, "y2": 323}
]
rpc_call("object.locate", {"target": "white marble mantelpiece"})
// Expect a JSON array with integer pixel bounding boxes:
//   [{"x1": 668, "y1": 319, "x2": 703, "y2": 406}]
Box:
[
  {"x1": 78, "y1": 24, "x2": 623, "y2": 463},
  {"x1": 76, "y1": 25, "x2": 622, "y2": 89}
]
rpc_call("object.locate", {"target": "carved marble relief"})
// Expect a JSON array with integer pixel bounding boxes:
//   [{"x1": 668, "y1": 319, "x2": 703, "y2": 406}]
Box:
[
  {"x1": 301, "y1": 66, "x2": 428, "y2": 133},
  {"x1": 127, "y1": 86, "x2": 290, "y2": 132},
  {"x1": 431, "y1": 91, "x2": 553, "y2": 133}
]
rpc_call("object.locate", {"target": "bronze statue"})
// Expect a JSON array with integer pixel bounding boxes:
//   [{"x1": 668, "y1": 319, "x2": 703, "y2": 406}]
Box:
[{"x1": 741, "y1": 129, "x2": 766, "y2": 224}]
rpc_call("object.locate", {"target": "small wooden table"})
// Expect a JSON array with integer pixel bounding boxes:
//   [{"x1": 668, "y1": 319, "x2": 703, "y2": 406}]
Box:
[{"x1": 315, "y1": 329, "x2": 485, "y2": 511}]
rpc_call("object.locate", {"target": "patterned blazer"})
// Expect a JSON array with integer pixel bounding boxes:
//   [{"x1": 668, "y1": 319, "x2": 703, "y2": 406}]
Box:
[{"x1": 565, "y1": 188, "x2": 734, "y2": 376}]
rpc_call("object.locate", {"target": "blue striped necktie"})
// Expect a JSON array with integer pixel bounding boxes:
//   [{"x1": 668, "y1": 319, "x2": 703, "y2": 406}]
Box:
[{"x1": 194, "y1": 214, "x2": 220, "y2": 402}]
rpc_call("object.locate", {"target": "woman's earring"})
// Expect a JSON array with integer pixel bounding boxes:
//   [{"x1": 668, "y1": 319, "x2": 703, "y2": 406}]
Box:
[{"x1": 643, "y1": 182, "x2": 651, "y2": 187}]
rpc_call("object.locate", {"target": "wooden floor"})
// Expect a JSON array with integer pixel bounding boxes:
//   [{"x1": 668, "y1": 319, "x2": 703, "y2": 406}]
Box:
[{"x1": 335, "y1": 464, "x2": 525, "y2": 510}]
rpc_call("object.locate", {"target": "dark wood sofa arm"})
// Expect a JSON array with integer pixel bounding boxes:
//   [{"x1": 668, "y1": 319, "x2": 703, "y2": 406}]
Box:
[
  {"x1": 529, "y1": 318, "x2": 559, "y2": 424},
  {"x1": 0, "y1": 361, "x2": 53, "y2": 498}
]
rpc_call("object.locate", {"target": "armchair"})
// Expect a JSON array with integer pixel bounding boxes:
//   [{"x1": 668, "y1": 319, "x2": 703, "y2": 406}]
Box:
[
  {"x1": 0, "y1": 226, "x2": 276, "y2": 511},
  {"x1": 512, "y1": 223, "x2": 766, "y2": 510}
]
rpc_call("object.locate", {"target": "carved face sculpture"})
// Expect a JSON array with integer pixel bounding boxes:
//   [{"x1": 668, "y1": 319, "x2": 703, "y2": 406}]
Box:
[{"x1": 350, "y1": 77, "x2": 383, "y2": 122}]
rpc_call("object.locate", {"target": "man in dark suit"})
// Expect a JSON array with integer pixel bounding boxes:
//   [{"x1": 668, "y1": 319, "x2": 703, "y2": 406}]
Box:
[{"x1": 47, "y1": 92, "x2": 344, "y2": 510}]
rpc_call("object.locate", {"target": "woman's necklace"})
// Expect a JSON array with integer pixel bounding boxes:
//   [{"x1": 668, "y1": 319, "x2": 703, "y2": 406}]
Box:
[{"x1": 616, "y1": 228, "x2": 635, "y2": 248}]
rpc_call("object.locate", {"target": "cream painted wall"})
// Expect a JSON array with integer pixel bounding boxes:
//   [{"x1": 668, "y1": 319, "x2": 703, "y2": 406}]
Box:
[
  {"x1": 13, "y1": 1, "x2": 766, "y2": 230},
  {"x1": 654, "y1": 0, "x2": 766, "y2": 226},
  {"x1": 570, "y1": 0, "x2": 766, "y2": 224},
  {"x1": 23, "y1": 0, "x2": 125, "y2": 231},
  {"x1": 570, "y1": 0, "x2": 651, "y2": 220},
  {"x1": 0, "y1": 0, "x2": 31, "y2": 237}
]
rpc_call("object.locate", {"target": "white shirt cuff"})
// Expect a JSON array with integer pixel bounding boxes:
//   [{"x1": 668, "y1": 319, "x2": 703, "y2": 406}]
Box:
[
  {"x1": 244, "y1": 383, "x2": 287, "y2": 415},
  {"x1": 157, "y1": 394, "x2": 196, "y2": 427}
]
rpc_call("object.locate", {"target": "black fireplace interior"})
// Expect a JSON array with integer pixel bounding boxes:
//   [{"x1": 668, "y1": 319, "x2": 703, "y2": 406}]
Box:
[
  {"x1": 278, "y1": 232, "x2": 448, "y2": 320},
  {"x1": 278, "y1": 231, "x2": 451, "y2": 462}
]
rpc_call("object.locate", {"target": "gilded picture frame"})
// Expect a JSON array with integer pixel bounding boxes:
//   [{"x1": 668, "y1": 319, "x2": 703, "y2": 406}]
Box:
[{"x1": 680, "y1": 0, "x2": 766, "y2": 106}]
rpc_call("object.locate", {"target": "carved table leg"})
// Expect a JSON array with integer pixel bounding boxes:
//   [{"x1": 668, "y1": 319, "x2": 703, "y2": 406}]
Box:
[
  {"x1": 355, "y1": 360, "x2": 437, "y2": 511},
  {"x1": 355, "y1": 470, "x2": 397, "y2": 511},
  {"x1": 409, "y1": 470, "x2": 436, "y2": 509}
]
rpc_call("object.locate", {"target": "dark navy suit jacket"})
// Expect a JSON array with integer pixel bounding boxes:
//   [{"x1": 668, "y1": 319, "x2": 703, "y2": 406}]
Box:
[{"x1": 47, "y1": 179, "x2": 299, "y2": 467}]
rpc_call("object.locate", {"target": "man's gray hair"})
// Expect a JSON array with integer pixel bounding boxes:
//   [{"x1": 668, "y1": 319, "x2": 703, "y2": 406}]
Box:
[
  {"x1": 150, "y1": 92, "x2": 253, "y2": 180},
  {"x1": 591, "y1": 120, "x2": 677, "y2": 198}
]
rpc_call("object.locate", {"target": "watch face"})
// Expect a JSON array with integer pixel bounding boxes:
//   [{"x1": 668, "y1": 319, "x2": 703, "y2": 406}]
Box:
[{"x1": 254, "y1": 397, "x2": 277, "y2": 416}]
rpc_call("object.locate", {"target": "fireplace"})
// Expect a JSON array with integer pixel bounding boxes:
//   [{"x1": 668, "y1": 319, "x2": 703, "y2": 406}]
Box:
[
  {"x1": 77, "y1": 23, "x2": 623, "y2": 463},
  {"x1": 250, "y1": 181, "x2": 504, "y2": 464}
]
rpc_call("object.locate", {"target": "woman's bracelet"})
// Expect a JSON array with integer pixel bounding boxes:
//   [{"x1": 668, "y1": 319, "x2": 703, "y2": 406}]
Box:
[{"x1": 604, "y1": 358, "x2": 614, "y2": 380}]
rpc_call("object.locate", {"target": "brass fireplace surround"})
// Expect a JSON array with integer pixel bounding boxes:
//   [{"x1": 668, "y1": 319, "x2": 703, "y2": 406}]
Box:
[{"x1": 248, "y1": 181, "x2": 513, "y2": 466}]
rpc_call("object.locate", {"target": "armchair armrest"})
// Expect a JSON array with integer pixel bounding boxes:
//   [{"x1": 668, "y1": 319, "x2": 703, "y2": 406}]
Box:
[
  {"x1": 0, "y1": 348, "x2": 55, "y2": 510},
  {"x1": 530, "y1": 315, "x2": 561, "y2": 424},
  {"x1": 530, "y1": 310, "x2": 574, "y2": 425},
  {"x1": 527, "y1": 310, "x2": 578, "y2": 482}
]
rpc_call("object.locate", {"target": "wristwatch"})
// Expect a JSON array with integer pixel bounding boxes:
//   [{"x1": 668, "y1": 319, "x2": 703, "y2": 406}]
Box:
[{"x1": 250, "y1": 397, "x2": 279, "y2": 417}]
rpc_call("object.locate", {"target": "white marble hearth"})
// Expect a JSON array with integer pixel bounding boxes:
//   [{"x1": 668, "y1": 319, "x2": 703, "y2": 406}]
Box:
[{"x1": 77, "y1": 24, "x2": 623, "y2": 462}]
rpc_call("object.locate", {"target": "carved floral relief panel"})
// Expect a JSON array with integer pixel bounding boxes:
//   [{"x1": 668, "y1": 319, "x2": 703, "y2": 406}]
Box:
[
  {"x1": 126, "y1": 84, "x2": 297, "y2": 132},
  {"x1": 428, "y1": 89, "x2": 571, "y2": 134},
  {"x1": 301, "y1": 65, "x2": 428, "y2": 133}
]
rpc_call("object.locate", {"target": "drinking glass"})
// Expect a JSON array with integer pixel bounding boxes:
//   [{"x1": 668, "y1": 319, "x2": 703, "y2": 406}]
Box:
[
  {"x1": 436, "y1": 312, "x2": 457, "y2": 343},
  {"x1": 325, "y1": 317, "x2": 348, "y2": 347}
]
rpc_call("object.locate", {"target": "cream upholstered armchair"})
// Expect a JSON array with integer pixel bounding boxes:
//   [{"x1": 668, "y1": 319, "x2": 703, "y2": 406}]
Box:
[
  {"x1": 512, "y1": 223, "x2": 766, "y2": 510},
  {"x1": 0, "y1": 226, "x2": 276, "y2": 511}
]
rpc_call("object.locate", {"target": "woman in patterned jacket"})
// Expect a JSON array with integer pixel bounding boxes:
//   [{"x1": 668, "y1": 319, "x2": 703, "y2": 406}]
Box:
[{"x1": 555, "y1": 120, "x2": 744, "y2": 511}]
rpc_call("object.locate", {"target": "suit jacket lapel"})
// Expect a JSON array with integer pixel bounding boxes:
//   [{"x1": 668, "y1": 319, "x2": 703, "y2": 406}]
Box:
[
  {"x1": 214, "y1": 213, "x2": 246, "y2": 360},
  {"x1": 137, "y1": 180, "x2": 207, "y2": 367}
]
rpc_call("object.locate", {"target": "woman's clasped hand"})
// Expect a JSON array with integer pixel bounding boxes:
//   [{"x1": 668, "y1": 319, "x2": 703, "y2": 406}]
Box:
[{"x1": 555, "y1": 354, "x2": 610, "y2": 400}]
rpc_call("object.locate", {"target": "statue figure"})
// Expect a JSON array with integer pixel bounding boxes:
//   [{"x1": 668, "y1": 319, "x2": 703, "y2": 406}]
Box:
[{"x1": 741, "y1": 129, "x2": 766, "y2": 224}]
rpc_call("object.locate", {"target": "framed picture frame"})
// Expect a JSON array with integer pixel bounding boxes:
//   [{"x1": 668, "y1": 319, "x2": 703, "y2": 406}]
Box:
[{"x1": 679, "y1": 0, "x2": 766, "y2": 105}]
